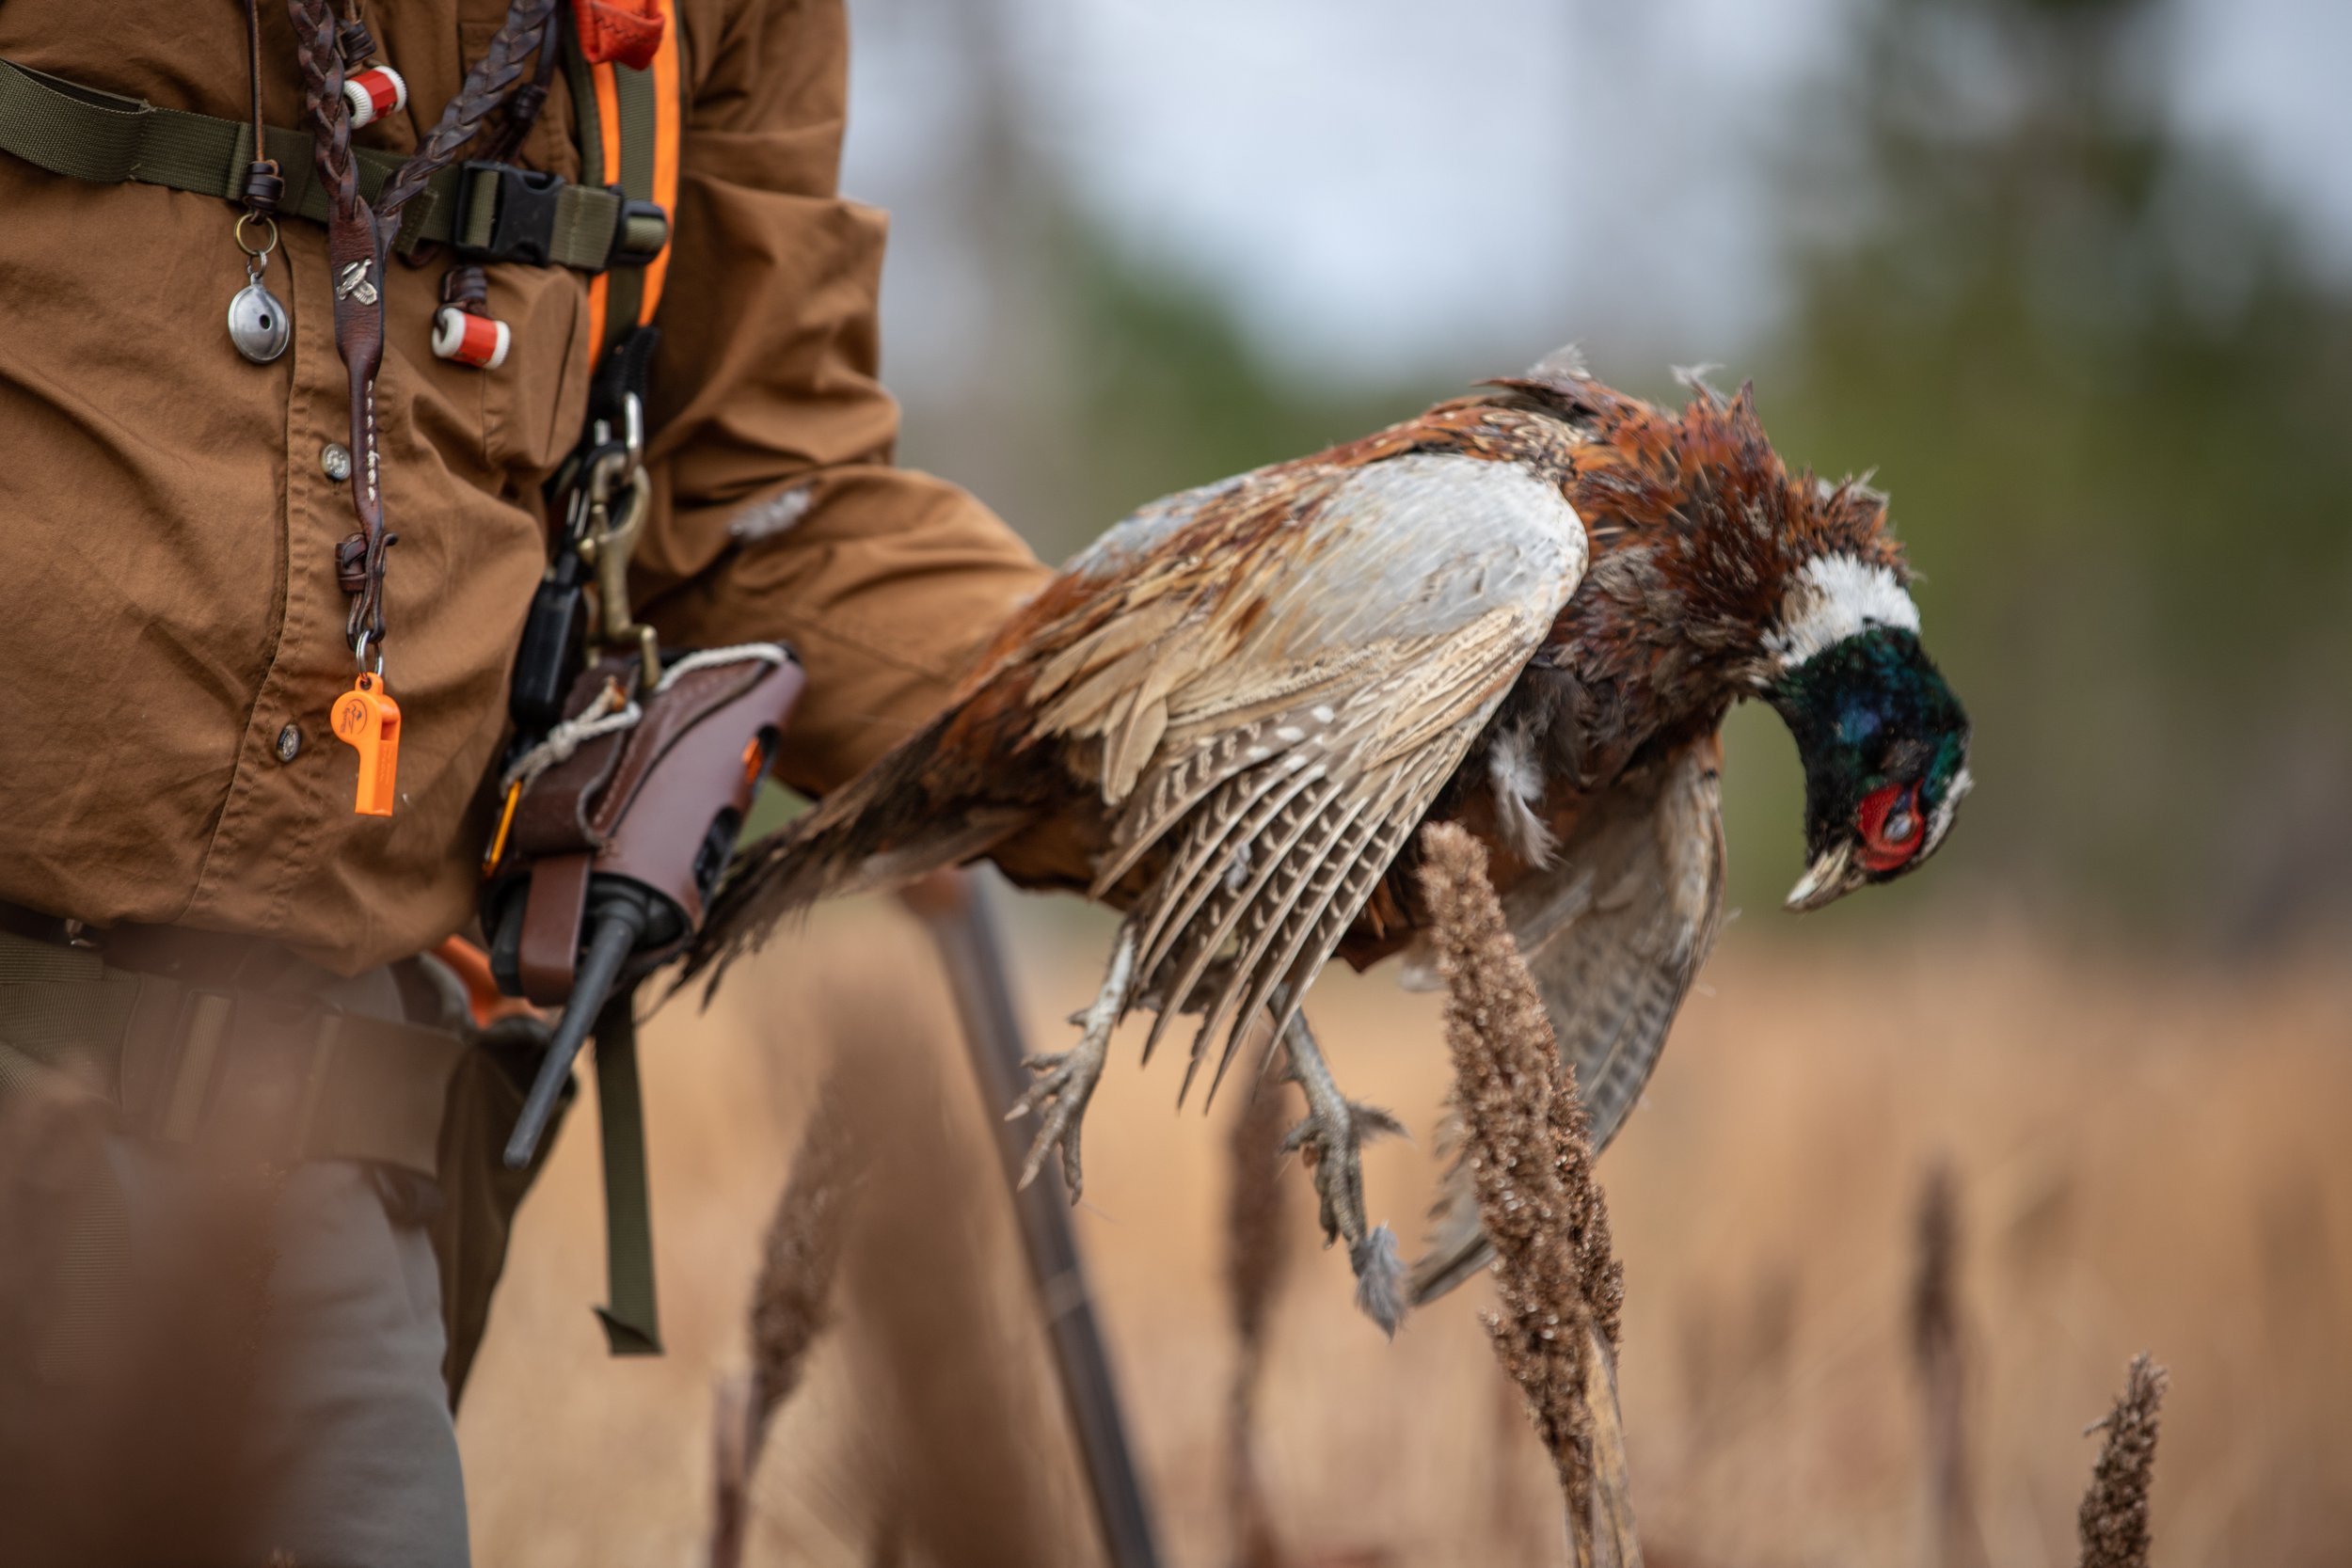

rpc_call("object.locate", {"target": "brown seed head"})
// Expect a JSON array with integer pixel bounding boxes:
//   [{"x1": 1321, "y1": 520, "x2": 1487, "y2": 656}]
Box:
[
  {"x1": 2077, "y1": 1354, "x2": 2167, "y2": 1568},
  {"x1": 1416, "y1": 822, "x2": 1627, "y2": 1503},
  {"x1": 747, "y1": 1077, "x2": 863, "y2": 1446},
  {"x1": 1227, "y1": 1076, "x2": 1295, "y2": 1368}
]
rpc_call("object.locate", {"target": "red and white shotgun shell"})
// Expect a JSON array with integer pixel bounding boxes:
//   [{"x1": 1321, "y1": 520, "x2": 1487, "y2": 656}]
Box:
[
  {"x1": 342, "y1": 66, "x2": 408, "y2": 129},
  {"x1": 432, "y1": 306, "x2": 511, "y2": 370}
]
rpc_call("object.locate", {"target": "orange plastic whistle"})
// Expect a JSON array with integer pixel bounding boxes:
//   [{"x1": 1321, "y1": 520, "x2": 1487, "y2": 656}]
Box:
[{"x1": 330, "y1": 673, "x2": 402, "y2": 817}]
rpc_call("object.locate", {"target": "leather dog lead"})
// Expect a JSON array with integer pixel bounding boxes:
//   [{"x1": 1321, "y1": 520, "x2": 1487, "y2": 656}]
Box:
[{"x1": 285, "y1": 0, "x2": 560, "y2": 814}]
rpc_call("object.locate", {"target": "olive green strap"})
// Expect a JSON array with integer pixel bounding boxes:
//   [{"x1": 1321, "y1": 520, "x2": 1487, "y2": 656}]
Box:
[
  {"x1": 0, "y1": 57, "x2": 624, "y2": 268},
  {"x1": 559, "y1": 31, "x2": 667, "y2": 361},
  {"x1": 598, "y1": 61, "x2": 660, "y2": 354},
  {"x1": 452, "y1": 158, "x2": 628, "y2": 264},
  {"x1": 562, "y1": 40, "x2": 607, "y2": 188},
  {"x1": 553, "y1": 27, "x2": 670, "y2": 1356},
  {"x1": 589, "y1": 990, "x2": 662, "y2": 1355},
  {"x1": 0, "y1": 929, "x2": 465, "y2": 1178},
  {"x1": 0, "y1": 931, "x2": 140, "y2": 1069}
]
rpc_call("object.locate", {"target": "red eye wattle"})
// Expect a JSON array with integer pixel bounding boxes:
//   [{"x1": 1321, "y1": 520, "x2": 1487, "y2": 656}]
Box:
[{"x1": 1856, "y1": 781, "x2": 1924, "y2": 871}]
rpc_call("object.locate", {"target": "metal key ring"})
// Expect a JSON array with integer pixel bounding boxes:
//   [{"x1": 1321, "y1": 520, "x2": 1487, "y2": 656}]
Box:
[{"x1": 234, "y1": 212, "x2": 279, "y2": 260}]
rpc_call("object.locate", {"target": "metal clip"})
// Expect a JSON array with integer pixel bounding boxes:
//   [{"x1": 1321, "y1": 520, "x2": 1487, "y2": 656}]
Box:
[{"x1": 573, "y1": 393, "x2": 660, "y2": 691}]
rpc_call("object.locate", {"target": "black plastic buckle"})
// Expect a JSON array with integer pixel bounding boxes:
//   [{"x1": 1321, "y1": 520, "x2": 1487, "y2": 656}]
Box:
[{"x1": 459, "y1": 161, "x2": 565, "y2": 268}]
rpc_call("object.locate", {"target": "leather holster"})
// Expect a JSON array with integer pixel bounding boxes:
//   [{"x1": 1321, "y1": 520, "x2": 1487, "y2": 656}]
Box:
[{"x1": 485, "y1": 651, "x2": 803, "y2": 1006}]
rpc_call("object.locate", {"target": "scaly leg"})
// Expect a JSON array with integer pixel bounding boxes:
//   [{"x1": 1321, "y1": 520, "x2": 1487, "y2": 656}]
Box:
[
  {"x1": 1072, "y1": 952, "x2": 1231, "y2": 1032},
  {"x1": 1008, "y1": 921, "x2": 1138, "y2": 1198},
  {"x1": 1275, "y1": 1006, "x2": 1408, "y2": 1333}
]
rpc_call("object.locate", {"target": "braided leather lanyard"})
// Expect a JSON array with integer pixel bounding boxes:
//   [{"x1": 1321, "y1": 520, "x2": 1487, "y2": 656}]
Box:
[{"x1": 282, "y1": 0, "x2": 560, "y2": 673}]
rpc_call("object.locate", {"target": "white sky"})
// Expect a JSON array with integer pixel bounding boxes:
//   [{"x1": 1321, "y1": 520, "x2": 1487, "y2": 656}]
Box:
[{"x1": 843, "y1": 0, "x2": 2352, "y2": 385}]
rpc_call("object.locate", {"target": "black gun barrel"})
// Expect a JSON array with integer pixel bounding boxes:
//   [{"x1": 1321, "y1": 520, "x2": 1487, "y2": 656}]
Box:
[
  {"x1": 503, "y1": 899, "x2": 646, "y2": 1169},
  {"x1": 905, "y1": 870, "x2": 1163, "y2": 1568}
]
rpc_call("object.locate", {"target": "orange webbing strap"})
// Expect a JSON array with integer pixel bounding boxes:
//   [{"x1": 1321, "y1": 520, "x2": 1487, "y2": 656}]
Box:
[
  {"x1": 583, "y1": 60, "x2": 621, "y2": 356},
  {"x1": 642, "y1": 15, "x2": 680, "y2": 322},
  {"x1": 573, "y1": 0, "x2": 680, "y2": 365},
  {"x1": 431, "y1": 935, "x2": 542, "y2": 1030}
]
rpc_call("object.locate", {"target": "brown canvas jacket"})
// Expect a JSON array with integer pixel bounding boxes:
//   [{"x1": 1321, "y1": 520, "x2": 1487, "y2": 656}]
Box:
[{"x1": 0, "y1": 0, "x2": 1050, "y2": 972}]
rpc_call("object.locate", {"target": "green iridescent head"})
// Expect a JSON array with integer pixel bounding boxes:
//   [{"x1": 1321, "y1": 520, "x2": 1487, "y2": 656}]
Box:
[{"x1": 1761, "y1": 564, "x2": 1972, "y2": 911}]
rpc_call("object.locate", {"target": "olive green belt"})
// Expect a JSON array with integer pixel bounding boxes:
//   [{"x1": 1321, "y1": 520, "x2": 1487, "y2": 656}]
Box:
[
  {"x1": 0, "y1": 57, "x2": 660, "y2": 272},
  {"x1": 0, "y1": 927, "x2": 463, "y2": 1179}
]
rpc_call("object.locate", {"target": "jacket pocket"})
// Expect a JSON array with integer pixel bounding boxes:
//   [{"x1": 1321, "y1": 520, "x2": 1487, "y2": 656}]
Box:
[{"x1": 479, "y1": 262, "x2": 593, "y2": 483}]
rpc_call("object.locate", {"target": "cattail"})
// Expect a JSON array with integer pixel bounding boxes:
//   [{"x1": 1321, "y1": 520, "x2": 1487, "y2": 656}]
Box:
[
  {"x1": 1416, "y1": 822, "x2": 1639, "y2": 1568},
  {"x1": 1910, "y1": 1161, "x2": 1988, "y2": 1568},
  {"x1": 723, "y1": 965, "x2": 1071, "y2": 1565},
  {"x1": 1225, "y1": 1073, "x2": 1297, "y2": 1568},
  {"x1": 748, "y1": 1088, "x2": 860, "y2": 1437},
  {"x1": 2076, "y1": 1354, "x2": 2167, "y2": 1568},
  {"x1": 710, "y1": 1072, "x2": 864, "y2": 1568}
]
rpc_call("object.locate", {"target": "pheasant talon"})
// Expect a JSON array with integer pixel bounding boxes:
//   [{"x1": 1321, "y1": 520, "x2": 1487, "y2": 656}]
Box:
[
  {"x1": 1008, "y1": 921, "x2": 1137, "y2": 1201},
  {"x1": 1276, "y1": 1009, "x2": 1407, "y2": 1331},
  {"x1": 1279, "y1": 1094, "x2": 1405, "y2": 1246},
  {"x1": 1011, "y1": 1047, "x2": 1103, "y2": 1195}
]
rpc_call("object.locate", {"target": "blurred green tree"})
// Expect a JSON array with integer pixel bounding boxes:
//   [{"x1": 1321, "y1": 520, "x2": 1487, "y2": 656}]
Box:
[
  {"x1": 882, "y1": 0, "x2": 2351, "y2": 945},
  {"x1": 1746, "y1": 0, "x2": 2352, "y2": 943}
]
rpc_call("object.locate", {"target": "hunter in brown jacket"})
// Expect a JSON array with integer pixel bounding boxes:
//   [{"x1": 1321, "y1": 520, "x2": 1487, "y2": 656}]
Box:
[{"x1": 0, "y1": 2, "x2": 1047, "y2": 1561}]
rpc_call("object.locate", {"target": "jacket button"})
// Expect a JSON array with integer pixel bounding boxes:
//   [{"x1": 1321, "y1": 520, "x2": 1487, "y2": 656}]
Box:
[
  {"x1": 275, "y1": 723, "x2": 303, "y2": 763},
  {"x1": 321, "y1": 442, "x2": 353, "y2": 483}
]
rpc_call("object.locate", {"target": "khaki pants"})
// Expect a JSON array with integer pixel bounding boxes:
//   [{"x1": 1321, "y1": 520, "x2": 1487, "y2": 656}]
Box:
[
  {"x1": 2, "y1": 960, "x2": 474, "y2": 1568},
  {"x1": 105, "y1": 1136, "x2": 471, "y2": 1568}
]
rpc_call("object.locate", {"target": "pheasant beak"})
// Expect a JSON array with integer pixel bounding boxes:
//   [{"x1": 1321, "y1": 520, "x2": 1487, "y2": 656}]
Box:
[{"x1": 1785, "y1": 841, "x2": 1857, "y2": 911}]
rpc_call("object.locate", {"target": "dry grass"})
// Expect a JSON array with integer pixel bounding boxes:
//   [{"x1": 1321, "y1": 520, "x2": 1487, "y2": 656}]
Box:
[
  {"x1": 2077, "y1": 1355, "x2": 2167, "y2": 1568},
  {"x1": 1912, "y1": 1161, "x2": 1992, "y2": 1568},
  {"x1": 1416, "y1": 823, "x2": 1635, "y2": 1564},
  {"x1": 709, "y1": 1062, "x2": 866, "y2": 1568},
  {"x1": 1226, "y1": 1072, "x2": 1300, "y2": 1568},
  {"x1": 745, "y1": 1070, "x2": 861, "y2": 1439},
  {"x1": 461, "y1": 898, "x2": 2352, "y2": 1567}
]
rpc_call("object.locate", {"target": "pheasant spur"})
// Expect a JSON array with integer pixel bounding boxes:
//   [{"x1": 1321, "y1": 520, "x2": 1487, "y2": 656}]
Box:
[{"x1": 690, "y1": 353, "x2": 1972, "y2": 1329}]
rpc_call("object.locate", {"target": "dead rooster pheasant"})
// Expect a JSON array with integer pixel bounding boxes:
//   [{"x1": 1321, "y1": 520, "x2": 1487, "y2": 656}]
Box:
[{"x1": 690, "y1": 352, "x2": 1970, "y2": 1329}]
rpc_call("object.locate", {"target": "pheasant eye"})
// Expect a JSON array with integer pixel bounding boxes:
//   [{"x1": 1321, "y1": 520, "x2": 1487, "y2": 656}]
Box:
[{"x1": 1855, "y1": 781, "x2": 1924, "y2": 871}]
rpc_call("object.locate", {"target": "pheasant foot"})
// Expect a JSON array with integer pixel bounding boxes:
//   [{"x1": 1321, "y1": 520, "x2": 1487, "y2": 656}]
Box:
[
  {"x1": 1008, "y1": 921, "x2": 1138, "y2": 1198},
  {"x1": 1276, "y1": 1007, "x2": 1408, "y2": 1333}
]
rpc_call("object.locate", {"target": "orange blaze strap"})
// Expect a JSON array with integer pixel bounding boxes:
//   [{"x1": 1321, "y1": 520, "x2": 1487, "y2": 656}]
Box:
[{"x1": 577, "y1": 0, "x2": 680, "y2": 364}]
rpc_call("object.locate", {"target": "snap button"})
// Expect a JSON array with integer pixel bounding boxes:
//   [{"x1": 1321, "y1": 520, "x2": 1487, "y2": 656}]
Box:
[
  {"x1": 275, "y1": 723, "x2": 303, "y2": 763},
  {"x1": 321, "y1": 442, "x2": 353, "y2": 483}
]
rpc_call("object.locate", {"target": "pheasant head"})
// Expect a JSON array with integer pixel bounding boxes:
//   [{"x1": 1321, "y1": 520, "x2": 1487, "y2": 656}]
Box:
[
  {"x1": 1486, "y1": 361, "x2": 1973, "y2": 911},
  {"x1": 1763, "y1": 574, "x2": 1971, "y2": 910}
]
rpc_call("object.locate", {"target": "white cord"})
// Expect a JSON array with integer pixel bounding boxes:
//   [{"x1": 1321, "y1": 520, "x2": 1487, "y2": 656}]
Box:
[
  {"x1": 500, "y1": 683, "x2": 639, "y2": 793},
  {"x1": 498, "y1": 642, "x2": 790, "y2": 795},
  {"x1": 653, "y1": 641, "x2": 789, "y2": 692}
]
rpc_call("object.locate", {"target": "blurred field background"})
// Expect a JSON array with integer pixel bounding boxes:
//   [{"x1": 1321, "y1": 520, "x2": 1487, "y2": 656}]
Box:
[
  {"x1": 463, "y1": 902, "x2": 2352, "y2": 1565},
  {"x1": 464, "y1": 0, "x2": 2352, "y2": 1561}
]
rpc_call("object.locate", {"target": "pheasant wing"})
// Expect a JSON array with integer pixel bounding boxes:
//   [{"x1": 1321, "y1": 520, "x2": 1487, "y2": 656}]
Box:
[
  {"x1": 694, "y1": 410, "x2": 1589, "y2": 1022},
  {"x1": 1030, "y1": 442, "x2": 1592, "y2": 1092}
]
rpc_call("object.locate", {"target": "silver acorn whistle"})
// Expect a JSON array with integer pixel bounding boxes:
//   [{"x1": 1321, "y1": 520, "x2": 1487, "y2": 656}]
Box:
[
  {"x1": 229, "y1": 212, "x2": 289, "y2": 365},
  {"x1": 229, "y1": 277, "x2": 291, "y2": 363}
]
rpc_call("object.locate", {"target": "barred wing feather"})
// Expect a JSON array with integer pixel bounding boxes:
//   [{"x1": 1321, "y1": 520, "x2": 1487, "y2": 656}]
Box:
[{"x1": 1027, "y1": 451, "x2": 1591, "y2": 1098}]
